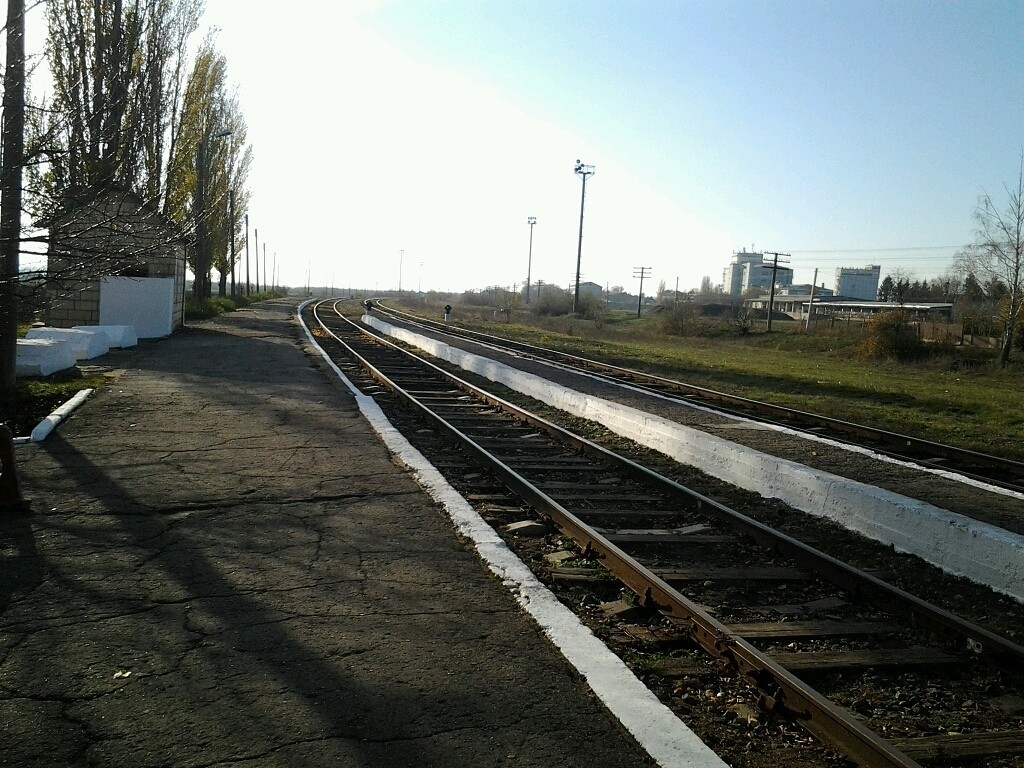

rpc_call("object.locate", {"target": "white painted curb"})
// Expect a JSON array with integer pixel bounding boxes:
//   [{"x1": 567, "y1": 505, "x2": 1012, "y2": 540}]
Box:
[
  {"x1": 12, "y1": 388, "x2": 95, "y2": 446},
  {"x1": 364, "y1": 314, "x2": 1024, "y2": 604},
  {"x1": 299, "y1": 303, "x2": 728, "y2": 768}
]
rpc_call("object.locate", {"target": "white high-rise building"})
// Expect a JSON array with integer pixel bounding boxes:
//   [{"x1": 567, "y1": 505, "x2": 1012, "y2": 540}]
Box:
[
  {"x1": 835, "y1": 265, "x2": 881, "y2": 300},
  {"x1": 723, "y1": 250, "x2": 763, "y2": 295},
  {"x1": 723, "y1": 249, "x2": 794, "y2": 295}
]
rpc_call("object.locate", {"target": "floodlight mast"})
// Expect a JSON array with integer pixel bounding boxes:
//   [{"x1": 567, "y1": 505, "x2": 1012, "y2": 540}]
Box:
[{"x1": 572, "y1": 159, "x2": 595, "y2": 314}]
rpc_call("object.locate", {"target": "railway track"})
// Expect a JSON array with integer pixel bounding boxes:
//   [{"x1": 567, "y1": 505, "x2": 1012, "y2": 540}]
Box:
[
  {"x1": 369, "y1": 302, "x2": 1024, "y2": 495},
  {"x1": 307, "y1": 299, "x2": 1024, "y2": 768}
]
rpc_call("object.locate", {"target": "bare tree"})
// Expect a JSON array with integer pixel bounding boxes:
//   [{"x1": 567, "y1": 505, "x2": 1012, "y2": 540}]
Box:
[{"x1": 959, "y1": 154, "x2": 1024, "y2": 367}]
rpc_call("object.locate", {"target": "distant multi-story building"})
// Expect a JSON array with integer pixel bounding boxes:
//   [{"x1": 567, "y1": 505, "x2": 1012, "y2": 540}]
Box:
[
  {"x1": 723, "y1": 250, "x2": 762, "y2": 295},
  {"x1": 834, "y1": 265, "x2": 881, "y2": 300},
  {"x1": 745, "y1": 263, "x2": 793, "y2": 293},
  {"x1": 723, "y1": 249, "x2": 794, "y2": 296}
]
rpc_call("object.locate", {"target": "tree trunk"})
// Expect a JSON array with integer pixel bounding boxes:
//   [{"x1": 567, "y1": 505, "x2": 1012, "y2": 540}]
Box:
[
  {"x1": 0, "y1": 0, "x2": 26, "y2": 395},
  {"x1": 1000, "y1": 302, "x2": 1019, "y2": 368}
]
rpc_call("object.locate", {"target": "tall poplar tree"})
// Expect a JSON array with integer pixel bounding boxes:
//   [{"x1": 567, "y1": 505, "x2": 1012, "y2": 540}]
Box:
[
  {"x1": 165, "y1": 35, "x2": 251, "y2": 298},
  {"x1": 42, "y1": 0, "x2": 203, "y2": 205}
]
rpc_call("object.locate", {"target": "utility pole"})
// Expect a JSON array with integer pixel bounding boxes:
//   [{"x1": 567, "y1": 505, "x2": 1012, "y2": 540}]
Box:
[
  {"x1": 526, "y1": 216, "x2": 537, "y2": 304},
  {"x1": 0, "y1": 0, "x2": 26, "y2": 393},
  {"x1": 398, "y1": 249, "x2": 404, "y2": 293},
  {"x1": 263, "y1": 243, "x2": 267, "y2": 295},
  {"x1": 272, "y1": 252, "x2": 276, "y2": 293},
  {"x1": 228, "y1": 190, "x2": 235, "y2": 299},
  {"x1": 762, "y1": 251, "x2": 790, "y2": 332},
  {"x1": 633, "y1": 266, "x2": 652, "y2": 318},
  {"x1": 244, "y1": 215, "x2": 250, "y2": 295},
  {"x1": 805, "y1": 267, "x2": 818, "y2": 333},
  {"x1": 572, "y1": 160, "x2": 596, "y2": 314},
  {"x1": 254, "y1": 228, "x2": 260, "y2": 293}
]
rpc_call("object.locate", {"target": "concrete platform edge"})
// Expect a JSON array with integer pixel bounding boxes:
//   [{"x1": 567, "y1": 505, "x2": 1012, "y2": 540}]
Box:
[{"x1": 364, "y1": 314, "x2": 1024, "y2": 604}]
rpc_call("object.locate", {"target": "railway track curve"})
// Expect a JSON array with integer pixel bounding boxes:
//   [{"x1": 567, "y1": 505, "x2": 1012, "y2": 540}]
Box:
[{"x1": 305, "y1": 299, "x2": 1024, "y2": 768}]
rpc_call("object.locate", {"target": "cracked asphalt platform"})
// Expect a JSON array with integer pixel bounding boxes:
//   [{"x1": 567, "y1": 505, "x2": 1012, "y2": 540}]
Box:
[{"x1": 0, "y1": 300, "x2": 657, "y2": 767}]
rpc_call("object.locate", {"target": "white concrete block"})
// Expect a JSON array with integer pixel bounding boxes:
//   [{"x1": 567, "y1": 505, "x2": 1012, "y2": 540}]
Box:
[
  {"x1": 73, "y1": 324, "x2": 138, "y2": 348},
  {"x1": 16, "y1": 338, "x2": 78, "y2": 376},
  {"x1": 363, "y1": 315, "x2": 1024, "y2": 603},
  {"x1": 26, "y1": 327, "x2": 109, "y2": 360}
]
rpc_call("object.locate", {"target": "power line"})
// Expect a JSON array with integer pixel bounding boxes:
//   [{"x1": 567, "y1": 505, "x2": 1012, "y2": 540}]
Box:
[
  {"x1": 789, "y1": 244, "x2": 968, "y2": 255},
  {"x1": 792, "y1": 253, "x2": 960, "y2": 264}
]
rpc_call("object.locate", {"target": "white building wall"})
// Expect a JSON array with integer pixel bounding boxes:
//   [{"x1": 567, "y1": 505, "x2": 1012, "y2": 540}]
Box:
[{"x1": 99, "y1": 276, "x2": 176, "y2": 338}]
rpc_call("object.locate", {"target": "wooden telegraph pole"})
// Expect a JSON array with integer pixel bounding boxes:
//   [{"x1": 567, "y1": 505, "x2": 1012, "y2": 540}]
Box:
[{"x1": 762, "y1": 251, "x2": 791, "y2": 332}]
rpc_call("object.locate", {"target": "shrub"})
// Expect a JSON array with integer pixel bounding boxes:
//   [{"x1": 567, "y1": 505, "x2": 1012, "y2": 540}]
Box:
[
  {"x1": 531, "y1": 290, "x2": 573, "y2": 317},
  {"x1": 185, "y1": 296, "x2": 236, "y2": 319},
  {"x1": 859, "y1": 310, "x2": 926, "y2": 361},
  {"x1": 661, "y1": 302, "x2": 700, "y2": 336},
  {"x1": 730, "y1": 306, "x2": 756, "y2": 335},
  {"x1": 577, "y1": 294, "x2": 607, "y2": 326}
]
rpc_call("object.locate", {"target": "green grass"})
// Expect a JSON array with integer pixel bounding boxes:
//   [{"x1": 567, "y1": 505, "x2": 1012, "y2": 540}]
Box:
[{"x1": 410, "y1": 302, "x2": 1024, "y2": 461}]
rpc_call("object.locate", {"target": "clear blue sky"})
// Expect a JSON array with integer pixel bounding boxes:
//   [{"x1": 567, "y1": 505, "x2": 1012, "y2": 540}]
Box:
[{"x1": 199, "y1": 0, "x2": 1023, "y2": 293}]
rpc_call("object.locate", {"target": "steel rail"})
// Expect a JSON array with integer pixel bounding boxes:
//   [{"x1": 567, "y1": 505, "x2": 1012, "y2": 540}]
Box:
[
  {"x1": 370, "y1": 302, "x2": 1024, "y2": 490},
  {"x1": 312, "y1": 300, "x2": 1024, "y2": 767}
]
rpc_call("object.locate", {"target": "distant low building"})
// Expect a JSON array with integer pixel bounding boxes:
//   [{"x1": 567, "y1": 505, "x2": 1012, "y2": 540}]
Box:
[
  {"x1": 659, "y1": 289, "x2": 689, "y2": 302},
  {"x1": 606, "y1": 291, "x2": 634, "y2": 309},
  {"x1": 778, "y1": 284, "x2": 834, "y2": 298},
  {"x1": 812, "y1": 300, "x2": 953, "y2": 322},
  {"x1": 576, "y1": 281, "x2": 603, "y2": 300}
]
